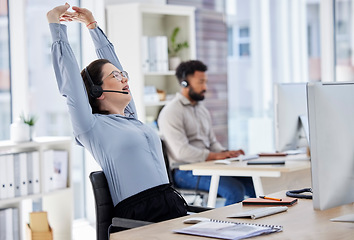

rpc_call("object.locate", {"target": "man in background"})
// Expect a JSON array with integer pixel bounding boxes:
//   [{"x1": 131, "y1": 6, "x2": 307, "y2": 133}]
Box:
[{"x1": 158, "y1": 60, "x2": 255, "y2": 205}]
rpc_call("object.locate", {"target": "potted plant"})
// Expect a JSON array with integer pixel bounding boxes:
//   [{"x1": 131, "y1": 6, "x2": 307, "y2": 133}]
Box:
[
  {"x1": 20, "y1": 113, "x2": 37, "y2": 141},
  {"x1": 168, "y1": 27, "x2": 189, "y2": 70}
]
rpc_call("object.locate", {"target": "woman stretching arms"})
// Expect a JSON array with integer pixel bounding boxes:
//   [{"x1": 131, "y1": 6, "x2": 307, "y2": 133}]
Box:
[{"x1": 47, "y1": 3, "x2": 187, "y2": 222}]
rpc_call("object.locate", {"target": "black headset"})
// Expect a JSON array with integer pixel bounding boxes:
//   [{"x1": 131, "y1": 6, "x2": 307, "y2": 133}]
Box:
[
  {"x1": 180, "y1": 71, "x2": 189, "y2": 88},
  {"x1": 286, "y1": 188, "x2": 313, "y2": 199},
  {"x1": 84, "y1": 67, "x2": 128, "y2": 98},
  {"x1": 85, "y1": 67, "x2": 104, "y2": 98}
]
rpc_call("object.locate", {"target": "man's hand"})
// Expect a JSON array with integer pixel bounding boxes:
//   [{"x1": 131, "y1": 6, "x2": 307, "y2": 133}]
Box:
[{"x1": 206, "y1": 149, "x2": 245, "y2": 161}]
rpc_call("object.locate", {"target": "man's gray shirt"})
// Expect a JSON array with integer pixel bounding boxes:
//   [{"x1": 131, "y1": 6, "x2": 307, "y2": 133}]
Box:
[{"x1": 158, "y1": 92, "x2": 225, "y2": 168}]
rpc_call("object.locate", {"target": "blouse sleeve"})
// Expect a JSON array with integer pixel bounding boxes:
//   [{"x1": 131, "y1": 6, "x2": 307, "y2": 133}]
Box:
[
  {"x1": 88, "y1": 27, "x2": 138, "y2": 118},
  {"x1": 49, "y1": 23, "x2": 95, "y2": 136}
]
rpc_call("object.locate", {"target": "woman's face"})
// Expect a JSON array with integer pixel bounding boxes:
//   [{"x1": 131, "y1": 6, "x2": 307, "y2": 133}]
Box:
[{"x1": 99, "y1": 63, "x2": 131, "y2": 108}]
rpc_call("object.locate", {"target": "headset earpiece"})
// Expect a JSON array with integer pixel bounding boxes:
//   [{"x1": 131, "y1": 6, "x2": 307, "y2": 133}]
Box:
[
  {"x1": 181, "y1": 80, "x2": 188, "y2": 88},
  {"x1": 85, "y1": 67, "x2": 103, "y2": 98},
  {"x1": 181, "y1": 71, "x2": 189, "y2": 88}
]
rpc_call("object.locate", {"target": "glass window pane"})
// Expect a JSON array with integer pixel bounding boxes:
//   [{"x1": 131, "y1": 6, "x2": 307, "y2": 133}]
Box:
[
  {"x1": 25, "y1": 0, "x2": 85, "y2": 220},
  {"x1": 335, "y1": 0, "x2": 353, "y2": 81},
  {"x1": 227, "y1": 1, "x2": 321, "y2": 153},
  {"x1": 0, "y1": 0, "x2": 11, "y2": 140}
]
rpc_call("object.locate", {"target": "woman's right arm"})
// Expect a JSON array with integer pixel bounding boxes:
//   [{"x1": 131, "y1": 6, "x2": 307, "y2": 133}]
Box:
[
  {"x1": 48, "y1": 5, "x2": 94, "y2": 136},
  {"x1": 65, "y1": 6, "x2": 138, "y2": 118}
]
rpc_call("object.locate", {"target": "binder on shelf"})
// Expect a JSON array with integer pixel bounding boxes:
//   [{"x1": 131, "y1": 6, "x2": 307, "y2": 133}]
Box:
[
  {"x1": 143, "y1": 36, "x2": 169, "y2": 72},
  {"x1": 12, "y1": 208, "x2": 19, "y2": 240},
  {"x1": 0, "y1": 208, "x2": 14, "y2": 240},
  {"x1": 43, "y1": 149, "x2": 68, "y2": 192},
  {"x1": 52, "y1": 150, "x2": 68, "y2": 190},
  {"x1": 142, "y1": 36, "x2": 150, "y2": 72},
  {"x1": 43, "y1": 150, "x2": 54, "y2": 193},
  {"x1": 32, "y1": 151, "x2": 40, "y2": 194},
  {"x1": 5, "y1": 154, "x2": 15, "y2": 198},
  {"x1": 0, "y1": 154, "x2": 7, "y2": 199},
  {"x1": 14, "y1": 153, "x2": 28, "y2": 197},
  {"x1": 27, "y1": 151, "x2": 40, "y2": 195},
  {"x1": 155, "y1": 36, "x2": 168, "y2": 72}
]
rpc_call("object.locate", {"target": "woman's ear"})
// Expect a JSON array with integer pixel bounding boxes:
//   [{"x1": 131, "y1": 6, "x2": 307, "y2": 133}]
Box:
[{"x1": 97, "y1": 94, "x2": 105, "y2": 100}]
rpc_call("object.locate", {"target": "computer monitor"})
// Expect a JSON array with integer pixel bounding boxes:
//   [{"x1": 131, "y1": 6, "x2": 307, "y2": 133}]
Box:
[
  {"x1": 274, "y1": 83, "x2": 309, "y2": 152},
  {"x1": 307, "y1": 81, "x2": 354, "y2": 210}
]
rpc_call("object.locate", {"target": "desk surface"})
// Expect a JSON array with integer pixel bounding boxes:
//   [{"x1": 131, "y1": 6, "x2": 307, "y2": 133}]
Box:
[
  {"x1": 110, "y1": 191, "x2": 354, "y2": 240},
  {"x1": 179, "y1": 154, "x2": 310, "y2": 173}
]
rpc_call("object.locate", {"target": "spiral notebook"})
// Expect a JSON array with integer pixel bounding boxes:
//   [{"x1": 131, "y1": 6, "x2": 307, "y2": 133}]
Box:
[{"x1": 174, "y1": 218, "x2": 282, "y2": 240}]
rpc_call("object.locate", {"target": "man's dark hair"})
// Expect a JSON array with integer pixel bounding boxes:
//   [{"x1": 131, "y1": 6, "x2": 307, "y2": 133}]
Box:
[
  {"x1": 80, "y1": 59, "x2": 111, "y2": 114},
  {"x1": 175, "y1": 60, "x2": 207, "y2": 84}
]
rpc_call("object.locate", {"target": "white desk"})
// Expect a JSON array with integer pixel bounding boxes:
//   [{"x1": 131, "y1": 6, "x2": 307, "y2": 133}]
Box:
[
  {"x1": 110, "y1": 190, "x2": 354, "y2": 240},
  {"x1": 179, "y1": 154, "x2": 310, "y2": 207}
]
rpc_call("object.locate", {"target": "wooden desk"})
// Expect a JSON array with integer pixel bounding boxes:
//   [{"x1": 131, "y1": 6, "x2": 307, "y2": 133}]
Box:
[
  {"x1": 110, "y1": 191, "x2": 354, "y2": 240},
  {"x1": 179, "y1": 155, "x2": 310, "y2": 207}
]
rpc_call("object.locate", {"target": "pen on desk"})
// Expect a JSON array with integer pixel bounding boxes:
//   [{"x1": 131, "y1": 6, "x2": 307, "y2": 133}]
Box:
[{"x1": 259, "y1": 196, "x2": 282, "y2": 201}]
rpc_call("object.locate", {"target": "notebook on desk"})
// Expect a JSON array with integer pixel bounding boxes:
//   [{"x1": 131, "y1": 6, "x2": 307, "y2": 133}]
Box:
[
  {"x1": 174, "y1": 218, "x2": 282, "y2": 240},
  {"x1": 242, "y1": 197, "x2": 298, "y2": 206}
]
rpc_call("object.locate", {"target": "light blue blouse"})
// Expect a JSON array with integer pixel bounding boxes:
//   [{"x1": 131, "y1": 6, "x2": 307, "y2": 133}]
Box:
[{"x1": 49, "y1": 23, "x2": 169, "y2": 206}]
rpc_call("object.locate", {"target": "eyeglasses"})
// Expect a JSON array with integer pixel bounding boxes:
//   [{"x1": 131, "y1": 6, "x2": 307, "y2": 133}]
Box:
[{"x1": 103, "y1": 70, "x2": 129, "y2": 82}]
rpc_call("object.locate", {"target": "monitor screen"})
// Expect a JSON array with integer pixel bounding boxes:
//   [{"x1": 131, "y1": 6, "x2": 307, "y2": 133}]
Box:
[
  {"x1": 274, "y1": 83, "x2": 308, "y2": 152},
  {"x1": 307, "y1": 82, "x2": 354, "y2": 210}
]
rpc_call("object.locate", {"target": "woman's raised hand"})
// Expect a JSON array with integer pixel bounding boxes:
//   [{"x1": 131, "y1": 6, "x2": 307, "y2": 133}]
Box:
[
  {"x1": 61, "y1": 6, "x2": 96, "y2": 28},
  {"x1": 47, "y1": 3, "x2": 70, "y2": 23}
]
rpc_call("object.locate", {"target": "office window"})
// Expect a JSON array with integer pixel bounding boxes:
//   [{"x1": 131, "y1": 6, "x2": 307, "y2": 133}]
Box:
[
  {"x1": 26, "y1": 0, "x2": 81, "y2": 137},
  {"x1": 335, "y1": 0, "x2": 353, "y2": 81},
  {"x1": 0, "y1": 0, "x2": 10, "y2": 140},
  {"x1": 238, "y1": 26, "x2": 250, "y2": 57},
  {"x1": 227, "y1": 0, "x2": 321, "y2": 153},
  {"x1": 25, "y1": 0, "x2": 85, "y2": 220}
]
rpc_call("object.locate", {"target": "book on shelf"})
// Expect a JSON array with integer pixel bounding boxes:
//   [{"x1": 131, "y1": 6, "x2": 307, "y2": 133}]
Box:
[{"x1": 174, "y1": 218, "x2": 282, "y2": 240}]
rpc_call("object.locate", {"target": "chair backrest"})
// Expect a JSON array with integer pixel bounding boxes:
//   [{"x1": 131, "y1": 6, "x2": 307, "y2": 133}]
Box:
[
  {"x1": 161, "y1": 139, "x2": 175, "y2": 186},
  {"x1": 89, "y1": 171, "x2": 114, "y2": 240}
]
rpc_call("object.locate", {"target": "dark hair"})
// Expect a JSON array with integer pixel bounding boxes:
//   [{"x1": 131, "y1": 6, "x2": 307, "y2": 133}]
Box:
[
  {"x1": 175, "y1": 60, "x2": 207, "y2": 84},
  {"x1": 80, "y1": 59, "x2": 111, "y2": 114}
]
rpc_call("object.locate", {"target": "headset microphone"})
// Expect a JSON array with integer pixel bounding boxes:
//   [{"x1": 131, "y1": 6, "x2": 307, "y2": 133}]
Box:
[
  {"x1": 102, "y1": 90, "x2": 129, "y2": 95},
  {"x1": 85, "y1": 67, "x2": 128, "y2": 98}
]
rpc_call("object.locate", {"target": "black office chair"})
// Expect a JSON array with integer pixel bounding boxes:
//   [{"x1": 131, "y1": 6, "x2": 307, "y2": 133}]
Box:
[
  {"x1": 89, "y1": 171, "x2": 212, "y2": 240},
  {"x1": 161, "y1": 139, "x2": 210, "y2": 206},
  {"x1": 89, "y1": 171, "x2": 153, "y2": 240}
]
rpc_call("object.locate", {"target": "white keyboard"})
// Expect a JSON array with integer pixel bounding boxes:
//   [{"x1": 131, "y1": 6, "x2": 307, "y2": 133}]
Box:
[{"x1": 214, "y1": 154, "x2": 259, "y2": 164}]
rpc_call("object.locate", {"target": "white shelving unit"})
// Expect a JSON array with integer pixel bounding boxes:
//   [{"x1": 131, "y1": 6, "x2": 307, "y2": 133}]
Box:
[
  {"x1": 0, "y1": 136, "x2": 73, "y2": 240},
  {"x1": 106, "y1": 3, "x2": 196, "y2": 123}
]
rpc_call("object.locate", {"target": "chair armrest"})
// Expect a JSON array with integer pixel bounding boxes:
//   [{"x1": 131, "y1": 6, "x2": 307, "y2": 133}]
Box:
[
  {"x1": 112, "y1": 217, "x2": 154, "y2": 229},
  {"x1": 187, "y1": 205, "x2": 213, "y2": 213}
]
